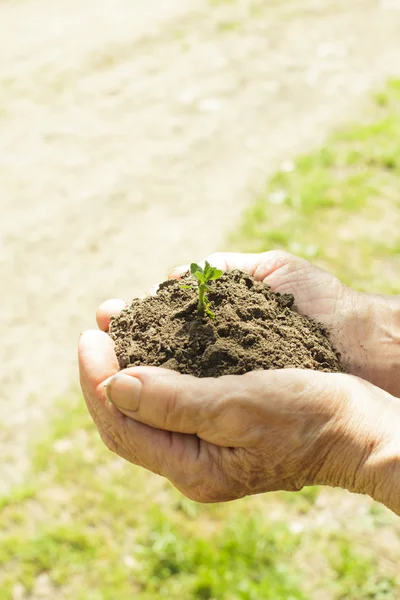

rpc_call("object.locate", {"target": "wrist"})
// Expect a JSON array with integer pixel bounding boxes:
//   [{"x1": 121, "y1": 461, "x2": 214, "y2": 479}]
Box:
[
  {"x1": 342, "y1": 292, "x2": 400, "y2": 397},
  {"x1": 312, "y1": 376, "x2": 400, "y2": 515},
  {"x1": 360, "y1": 395, "x2": 400, "y2": 516}
]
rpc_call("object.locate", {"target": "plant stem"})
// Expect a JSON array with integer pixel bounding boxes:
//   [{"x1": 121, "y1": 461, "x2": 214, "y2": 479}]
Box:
[{"x1": 198, "y1": 285, "x2": 205, "y2": 312}]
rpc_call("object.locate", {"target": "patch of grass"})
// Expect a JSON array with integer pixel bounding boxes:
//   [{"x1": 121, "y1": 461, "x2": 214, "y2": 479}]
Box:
[
  {"x1": 0, "y1": 392, "x2": 399, "y2": 598},
  {"x1": 137, "y1": 508, "x2": 306, "y2": 599},
  {"x1": 0, "y1": 485, "x2": 36, "y2": 510},
  {"x1": 232, "y1": 78, "x2": 400, "y2": 293},
  {"x1": 329, "y1": 536, "x2": 398, "y2": 599},
  {"x1": 0, "y1": 525, "x2": 102, "y2": 591}
]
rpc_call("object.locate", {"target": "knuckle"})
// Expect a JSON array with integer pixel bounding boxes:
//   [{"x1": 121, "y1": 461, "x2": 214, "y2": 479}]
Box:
[
  {"x1": 261, "y1": 249, "x2": 294, "y2": 265},
  {"x1": 163, "y1": 375, "x2": 191, "y2": 431},
  {"x1": 163, "y1": 381, "x2": 180, "y2": 430}
]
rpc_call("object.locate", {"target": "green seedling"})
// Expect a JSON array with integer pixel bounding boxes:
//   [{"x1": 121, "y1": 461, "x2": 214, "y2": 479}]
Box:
[{"x1": 182, "y1": 261, "x2": 223, "y2": 318}]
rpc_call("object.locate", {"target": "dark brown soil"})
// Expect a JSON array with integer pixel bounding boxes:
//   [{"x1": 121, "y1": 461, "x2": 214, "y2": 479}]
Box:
[{"x1": 109, "y1": 270, "x2": 343, "y2": 377}]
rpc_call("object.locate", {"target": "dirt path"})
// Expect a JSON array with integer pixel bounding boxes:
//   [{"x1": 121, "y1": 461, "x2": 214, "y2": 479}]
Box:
[{"x1": 1, "y1": 0, "x2": 400, "y2": 491}]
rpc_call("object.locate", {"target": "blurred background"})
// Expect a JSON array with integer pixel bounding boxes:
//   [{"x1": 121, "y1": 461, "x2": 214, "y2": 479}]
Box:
[{"x1": 1, "y1": 0, "x2": 400, "y2": 598}]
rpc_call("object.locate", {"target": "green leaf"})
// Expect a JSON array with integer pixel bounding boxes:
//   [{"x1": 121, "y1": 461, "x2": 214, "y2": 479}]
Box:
[
  {"x1": 204, "y1": 260, "x2": 211, "y2": 272},
  {"x1": 208, "y1": 268, "x2": 223, "y2": 281},
  {"x1": 180, "y1": 285, "x2": 194, "y2": 290},
  {"x1": 203, "y1": 261, "x2": 222, "y2": 283},
  {"x1": 190, "y1": 263, "x2": 203, "y2": 276},
  {"x1": 194, "y1": 272, "x2": 205, "y2": 284}
]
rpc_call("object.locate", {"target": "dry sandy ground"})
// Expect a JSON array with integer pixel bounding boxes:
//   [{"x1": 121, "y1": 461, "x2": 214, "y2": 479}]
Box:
[{"x1": 0, "y1": 0, "x2": 400, "y2": 490}]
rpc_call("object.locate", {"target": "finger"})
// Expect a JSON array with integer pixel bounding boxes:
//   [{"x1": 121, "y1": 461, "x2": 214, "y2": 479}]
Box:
[
  {"x1": 96, "y1": 299, "x2": 127, "y2": 331},
  {"x1": 78, "y1": 330, "x2": 125, "y2": 458},
  {"x1": 105, "y1": 424, "x2": 228, "y2": 502},
  {"x1": 78, "y1": 332, "x2": 217, "y2": 487},
  {"x1": 168, "y1": 253, "x2": 261, "y2": 280},
  {"x1": 169, "y1": 265, "x2": 190, "y2": 279},
  {"x1": 78, "y1": 330, "x2": 158, "y2": 464},
  {"x1": 79, "y1": 329, "x2": 120, "y2": 401},
  {"x1": 100, "y1": 410, "x2": 207, "y2": 481},
  {"x1": 105, "y1": 366, "x2": 340, "y2": 446},
  {"x1": 168, "y1": 251, "x2": 297, "y2": 285},
  {"x1": 106, "y1": 366, "x2": 267, "y2": 447},
  {"x1": 96, "y1": 282, "x2": 162, "y2": 332},
  {"x1": 78, "y1": 331, "x2": 188, "y2": 473}
]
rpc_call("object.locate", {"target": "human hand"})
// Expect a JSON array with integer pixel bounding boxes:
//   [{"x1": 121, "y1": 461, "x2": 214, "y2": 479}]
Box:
[{"x1": 78, "y1": 332, "x2": 400, "y2": 513}]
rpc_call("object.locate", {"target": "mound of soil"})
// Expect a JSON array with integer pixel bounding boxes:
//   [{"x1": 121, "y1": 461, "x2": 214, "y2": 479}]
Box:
[{"x1": 109, "y1": 270, "x2": 343, "y2": 378}]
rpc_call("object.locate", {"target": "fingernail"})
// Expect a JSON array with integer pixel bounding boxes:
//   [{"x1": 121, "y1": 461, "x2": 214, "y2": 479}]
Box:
[
  {"x1": 102, "y1": 375, "x2": 115, "y2": 388},
  {"x1": 106, "y1": 374, "x2": 142, "y2": 412}
]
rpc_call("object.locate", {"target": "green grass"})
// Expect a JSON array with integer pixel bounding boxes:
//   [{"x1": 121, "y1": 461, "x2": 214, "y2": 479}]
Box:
[
  {"x1": 1, "y1": 396, "x2": 398, "y2": 598},
  {"x1": 232, "y1": 79, "x2": 400, "y2": 295},
  {"x1": 2, "y1": 80, "x2": 400, "y2": 598}
]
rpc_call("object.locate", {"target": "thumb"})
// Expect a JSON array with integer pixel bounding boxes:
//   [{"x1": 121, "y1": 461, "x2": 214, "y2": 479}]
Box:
[{"x1": 106, "y1": 366, "x2": 267, "y2": 447}]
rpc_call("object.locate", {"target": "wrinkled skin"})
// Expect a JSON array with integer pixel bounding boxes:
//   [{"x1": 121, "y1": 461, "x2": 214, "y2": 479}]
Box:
[{"x1": 79, "y1": 251, "x2": 400, "y2": 511}]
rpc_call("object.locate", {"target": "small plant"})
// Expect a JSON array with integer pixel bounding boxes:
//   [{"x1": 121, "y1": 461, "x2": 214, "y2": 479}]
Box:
[{"x1": 182, "y1": 261, "x2": 223, "y2": 318}]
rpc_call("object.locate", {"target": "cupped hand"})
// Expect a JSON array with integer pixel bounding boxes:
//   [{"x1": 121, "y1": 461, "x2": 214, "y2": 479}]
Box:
[
  {"x1": 78, "y1": 331, "x2": 390, "y2": 503},
  {"x1": 96, "y1": 251, "x2": 386, "y2": 390},
  {"x1": 79, "y1": 251, "x2": 400, "y2": 509}
]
